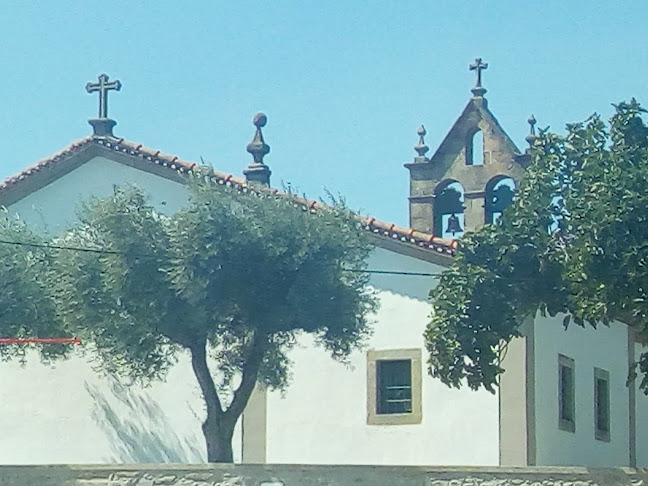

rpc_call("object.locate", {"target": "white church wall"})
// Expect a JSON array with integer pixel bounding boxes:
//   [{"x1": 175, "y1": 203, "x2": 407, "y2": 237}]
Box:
[
  {"x1": 0, "y1": 350, "x2": 233, "y2": 464},
  {"x1": 0, "y1": 157, "x2": 244, "y2": 464},
  {"x1": 635, "y1": 343, "x2": 648, "y2": 467},
  {"x1": 264, "y1": 247, "x2": 500, "y2": 466},
  {"x1": 8, "y1": 156, "x2": 190, "y2": 233},
  {"x1": 533, "y1": 314, "x2": 630, "y2": 466}
]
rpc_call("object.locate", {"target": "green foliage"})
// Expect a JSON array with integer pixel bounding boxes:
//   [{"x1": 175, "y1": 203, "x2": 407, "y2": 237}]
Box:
[
  {"x1": 426, "y1": 100, "x2": 648, "y2": 392},
  {"x1": 0, "y1": 211, "x2": 71, "y2": 362},
  {"x1": 47, "y1": 177, "x2": 376, "y2": 461},
  {"x1": 50, "y1": 177, "x2": 376, "y2": 408}
]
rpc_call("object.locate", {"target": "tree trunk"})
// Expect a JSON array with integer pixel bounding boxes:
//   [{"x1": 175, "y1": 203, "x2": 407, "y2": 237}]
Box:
[
  {"x1": 190, "y1": 340, "x2": 235, "y2": 463},
  {"x1": 189, "y1": 333, "x2": 266, "y2": 462},
  {"x1": 203, "y1": 418, "x2": 235, "y2": 463}
]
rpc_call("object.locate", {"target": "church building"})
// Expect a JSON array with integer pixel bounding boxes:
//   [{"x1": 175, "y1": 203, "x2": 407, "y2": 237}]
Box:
[{"x1": 0, "y1": 61, "x2": 645, "y2": 468}]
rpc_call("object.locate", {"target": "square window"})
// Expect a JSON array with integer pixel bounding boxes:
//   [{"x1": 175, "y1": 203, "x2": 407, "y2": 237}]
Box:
[
  {"x1": 594, "y1": 368, "x2": 610, "y2": 442},
  {"x1": 558, "y1": 354, "x2": 575, "y2": 433},
  {"x1": 367, "y1": 349, "x2": 422, "y2": 425}
]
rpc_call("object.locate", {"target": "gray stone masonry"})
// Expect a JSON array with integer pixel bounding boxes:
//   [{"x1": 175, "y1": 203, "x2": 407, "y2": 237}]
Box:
[
  {"x1": 1, "y1": 464, "x2": 647, "y2": 486},
  {"x1": 405, "y1": 96, "x2": 526, "y2": 235}
]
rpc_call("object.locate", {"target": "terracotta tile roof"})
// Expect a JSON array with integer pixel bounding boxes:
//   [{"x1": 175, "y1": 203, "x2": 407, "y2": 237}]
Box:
[
  {"x1": 0, "y1": 137, "x2": 94, "y2": 189},
  {"x1": 0, "y1": 136, "x2": 457, "y2": 257}
]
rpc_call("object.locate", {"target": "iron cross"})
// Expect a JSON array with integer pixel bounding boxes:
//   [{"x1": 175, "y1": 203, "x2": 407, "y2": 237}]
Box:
[
  {"x1": 469, "y1": 58, "x2": 488, "y2": 88},
  {"x1": 86, "y1": 74, "x2": 122, "y2": 119}
]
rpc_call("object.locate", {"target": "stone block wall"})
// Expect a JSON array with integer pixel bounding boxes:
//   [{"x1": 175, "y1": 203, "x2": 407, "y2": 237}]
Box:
[{"x1": 0, "y1": 464, "x2": 646, "y2": 486}]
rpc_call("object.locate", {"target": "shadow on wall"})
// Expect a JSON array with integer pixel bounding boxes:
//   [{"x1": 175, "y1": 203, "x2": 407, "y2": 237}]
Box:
[{"x1": 84, "y1": 378, "x2": 205, "y2": 463}]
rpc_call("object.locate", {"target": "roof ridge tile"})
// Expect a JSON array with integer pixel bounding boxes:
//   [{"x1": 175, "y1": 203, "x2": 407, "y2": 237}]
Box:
[{"x1": 0, "y1": 136, "x2": 456, "y2": 257}]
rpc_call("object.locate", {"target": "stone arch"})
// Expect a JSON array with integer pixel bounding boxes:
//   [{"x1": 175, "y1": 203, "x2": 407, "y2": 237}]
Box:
[
  {"x1": 466, "y1": 129, "x2": 484, "y2": 166},
  {"x1": 485, "y1": 175, "x2": 516, "y2": 224},
  {"x1": 434, "y1": 180, "x2": 465, "y2": 238}
]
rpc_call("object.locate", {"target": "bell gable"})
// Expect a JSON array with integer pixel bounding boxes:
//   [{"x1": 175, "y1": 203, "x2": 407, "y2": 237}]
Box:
[{"x1": 405, "y1": 59, "x2": 528, "y2": 236}]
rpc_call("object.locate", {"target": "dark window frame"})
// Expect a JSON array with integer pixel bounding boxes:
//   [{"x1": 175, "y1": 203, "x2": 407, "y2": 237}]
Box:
[
  {"x1": 594, "y1": 367, "x2": 611, "y2": 442},
  {"x1": 366, "y1": 348, "x2": 422, "y2": 425},
  {"x1": 558, "y1": 354, "x2": 576, "y2": 433}
]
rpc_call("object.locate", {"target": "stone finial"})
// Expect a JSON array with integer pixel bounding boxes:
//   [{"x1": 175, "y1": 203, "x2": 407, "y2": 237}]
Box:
[
  {"x1": 414, "y1": 125, "x2": 429, "y2": 162},
  {"x1": 525, "y1": 114, "x2": 537, "y2": 145},
  {"x1": 86, "y1": 73, "x2": 122, "y2": 137},
  {"x1": 469, "y1": 58, "x2": 488, "y2": 97},
  {"x1": 243, "y1": 112, "x2": 272, "y2": 186}
]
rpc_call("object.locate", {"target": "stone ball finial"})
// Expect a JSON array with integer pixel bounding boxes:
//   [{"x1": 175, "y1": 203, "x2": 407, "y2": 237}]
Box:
[
  {"x1": 526, "y1": 114, "x2": 538, "y2": 146},
  {"x1": 246, "y1": 111, "x2": 271, "y2": 185},
  {"x1": 414, "y1": 124, "x2": 429, "y2": 158},
  {"x1": 253, "y1": 112, "x2": 267, "y2": 128}
]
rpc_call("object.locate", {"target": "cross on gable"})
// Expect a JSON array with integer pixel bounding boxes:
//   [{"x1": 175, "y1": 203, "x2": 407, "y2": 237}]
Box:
[
  {"x1": 469, "y1": 58, "x2": 488, "y2": 88},
  {"x1": 468, "y1": 58, "x2": 488, "y2": 97},
  {"x1": 86, "y1": 74, "x2": 122, "y2": 119}
]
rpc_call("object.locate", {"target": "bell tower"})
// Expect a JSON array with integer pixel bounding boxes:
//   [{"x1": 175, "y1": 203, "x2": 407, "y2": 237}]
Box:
[{"x1": 405, "y1": 59, "x2": 528, "y2": 238}]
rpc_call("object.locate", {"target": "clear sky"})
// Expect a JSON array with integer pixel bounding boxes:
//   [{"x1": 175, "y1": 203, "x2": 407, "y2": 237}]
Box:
[{"x1": 0, "y1": 1, "x2": 646, "y2": 226}]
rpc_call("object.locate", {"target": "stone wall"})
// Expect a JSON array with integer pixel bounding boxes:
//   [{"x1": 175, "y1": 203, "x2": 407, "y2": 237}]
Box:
[{"x1": 0, "y1": 464, "x2": 646, "y2": 486}]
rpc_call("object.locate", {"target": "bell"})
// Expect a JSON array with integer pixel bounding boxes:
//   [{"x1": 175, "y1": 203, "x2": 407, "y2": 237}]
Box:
[{"x1": 445, "y1": 213, "x2": 463, "y2": 235}]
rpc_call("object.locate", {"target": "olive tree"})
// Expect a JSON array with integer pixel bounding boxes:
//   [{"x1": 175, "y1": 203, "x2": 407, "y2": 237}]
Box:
[
  {"x1": 0, "y1": 211, "x2": 72, "y2": 362},
  {"x1": 51, "y1": 179, "x2": 377, "y2": 462}
]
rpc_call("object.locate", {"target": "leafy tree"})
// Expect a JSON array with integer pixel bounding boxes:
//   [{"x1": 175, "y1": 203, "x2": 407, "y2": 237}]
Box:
[
  {"x1": 0, "y1": 211, "x2": 72, "y2": 362},
  {"x1": 50, "y1": 179, "x2": 376, "y2": 462},
  {"x1": 426, "y1": 100, "x2": 648, "y2": 393}
]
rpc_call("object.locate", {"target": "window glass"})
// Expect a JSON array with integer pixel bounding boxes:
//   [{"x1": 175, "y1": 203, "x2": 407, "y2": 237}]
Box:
[
  {"x1": 594, "y1": 368, "x2": 610, "y2": 441},
  {"x1": 377, "y1": 359, "x2": 412, "y2": 415},
  {"x1": 558, "y1": 354, "x2": 575, "y2": 432}
]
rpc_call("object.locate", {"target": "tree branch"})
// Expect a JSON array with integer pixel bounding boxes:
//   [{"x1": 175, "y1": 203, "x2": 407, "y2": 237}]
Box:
[
  {"x1": 223, "y1": 330, "x2": 267, "y2": 425},
  {"x1": 190, "y1": 339, "x2": 223, "y2": 417}
]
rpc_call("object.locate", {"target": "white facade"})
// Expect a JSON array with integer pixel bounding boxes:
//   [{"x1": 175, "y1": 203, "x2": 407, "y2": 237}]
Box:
[
  {"x1": 9, "y1": 156, "x2": 190, "y2": 231},
  {"x1": 0, "y1": 350, "x2": 226, "y2": 464},
  {"x1": 0, "y1": 155, "x2": 237, "y2": 464},
  {"x1": 265, "y1": 247, "x2": 500, "y2": 466},
  {"x1": 0, "y1": 146, "x2": 645, "y2": 468},
  {"x1": 533, "y1": 314, "x2": 634, "y2": 467},
  {"x1": 0, "y1": 152, "x2": 499, "y2": 466}
]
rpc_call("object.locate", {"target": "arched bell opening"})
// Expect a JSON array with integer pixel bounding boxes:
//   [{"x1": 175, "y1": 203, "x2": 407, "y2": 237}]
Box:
[
  {"x1": 466, "y1": 129, "x2": 484, "y2": 166},
  {"x1": 434, "y1": 180, "x2": 465, "y2": 239},
  {"x1": 485, "y1": 176, "x2": 516, "y2": 224}
]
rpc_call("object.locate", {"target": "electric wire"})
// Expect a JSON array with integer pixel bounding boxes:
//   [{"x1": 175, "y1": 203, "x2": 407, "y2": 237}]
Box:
[
  {"x1": 0, "y1": 238, "x2": 607, "y2": 281},
  {"x1": 0, "y1": 238, "x2": 446, "y2": 277}
]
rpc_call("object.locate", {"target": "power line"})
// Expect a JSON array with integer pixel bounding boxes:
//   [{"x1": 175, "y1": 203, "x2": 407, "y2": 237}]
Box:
[
  {"x1": 0, "y1": 238, "x2": 446, "y2": 277},
  {"x1": 0, "y1": 239, "x2": 151, "y2": 257},
  {"x1": 0, "y1": 238, "x2": 630, "y2": 282},
  {"x1": 343, "y1": 268, "x2": 441, "y2": 277}
]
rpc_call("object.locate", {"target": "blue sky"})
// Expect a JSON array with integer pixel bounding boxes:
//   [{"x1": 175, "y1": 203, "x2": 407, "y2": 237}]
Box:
[{"x1": 0, "y1": 1, "x2": 645, "y2": 226}]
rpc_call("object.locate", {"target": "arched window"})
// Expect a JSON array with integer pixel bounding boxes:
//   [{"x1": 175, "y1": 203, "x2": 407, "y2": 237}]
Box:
[
  {"x1": 434, "y1": 181, "x2": 465, "y2": 239},
  {"x1": 467, "y1": 130, "x2": 484, "y2": 166},
  {"x1": 485, "y1": 176, "x2": 516, "y2": 224}
]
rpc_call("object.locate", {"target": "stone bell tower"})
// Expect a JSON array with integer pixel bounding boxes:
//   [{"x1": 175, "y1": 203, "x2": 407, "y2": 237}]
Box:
[{"x1": 405, "y1": 59, "x2": 529, "y2": 238}]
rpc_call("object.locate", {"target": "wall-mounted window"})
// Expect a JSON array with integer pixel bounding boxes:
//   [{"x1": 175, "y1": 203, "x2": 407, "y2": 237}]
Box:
[
  {"x1": 367, "y1": 349, "x2": 422, "y2": 425},
  {"x1": 485, "y1": 176, "x2": 516, "y2": 224},
  {"x1": 377, "y1": 359, "x2": 412, "y2": 414},
  {"x1": 594, "y1": 368, "x2": 610, "y2": 442},
  {"x1": 433, "y1": 180, "x2": 465, "y2": 239},
  {"x1": 558, "y1": 354, "x2": 576, "y2": 433},
  {"x1": 467, "y1": 130, "x2": 484, "y2": 166}
]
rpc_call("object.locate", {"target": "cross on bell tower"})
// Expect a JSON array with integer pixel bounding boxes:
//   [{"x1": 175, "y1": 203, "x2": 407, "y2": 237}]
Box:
[
  {"x1": 469, "y1": 58, "x2": 488, "y2": 97},
  {"x1": 86, "y1": 73, "x2": 122, "y2": 137}
]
